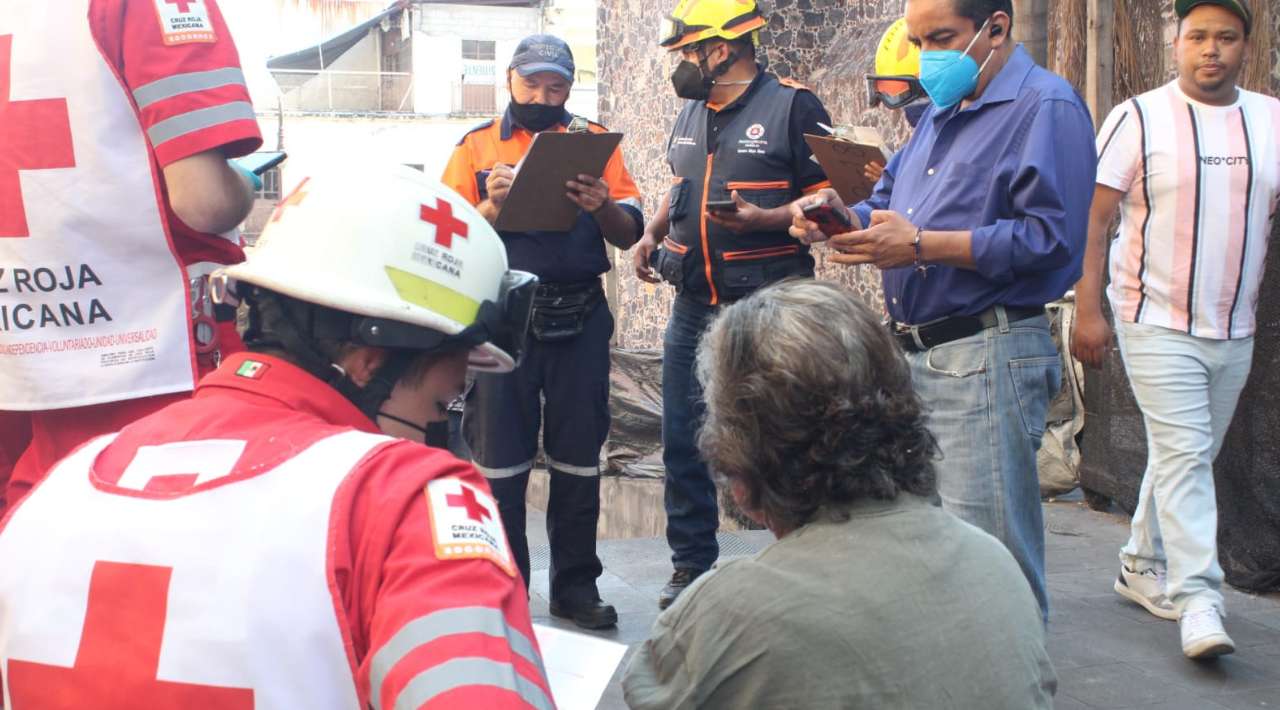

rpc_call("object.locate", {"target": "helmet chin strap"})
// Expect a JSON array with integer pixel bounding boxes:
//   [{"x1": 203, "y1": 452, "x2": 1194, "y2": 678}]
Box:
[
  {"x1": 242, "y1": 287, "x2": 421, "y2": 422},
  {"x1": 375, "y1": 410, "x2": 439, "y2": 442},
  {"x1": 350, "y1": 350, "x2": 418, "y2": 421},
  {"x1": 699, "y1": 44, "x2": 754, "y2": 86}
]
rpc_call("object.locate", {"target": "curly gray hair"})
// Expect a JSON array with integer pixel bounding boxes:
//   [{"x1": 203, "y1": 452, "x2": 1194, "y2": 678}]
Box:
[{"x1": 695, "y1": 279, "x2": 938, "y2": 531}]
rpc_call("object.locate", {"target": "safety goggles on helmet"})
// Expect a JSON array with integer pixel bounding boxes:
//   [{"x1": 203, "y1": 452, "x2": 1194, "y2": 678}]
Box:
[
  {"x1": 659, "y1": 15, "x2": 703, "y2": 48},
  {"x1": 339, "y1": 269, "x2": 537, "y2": 370},
  {"x1": 866, "y1": 74, "x2": 928, "y2": 110},
  {"x1": 658, "y1": 4, "x2": 766, "y2": 50},
  {"x1": 467, "y1": 269, "x2": 536, "y2": 370}
]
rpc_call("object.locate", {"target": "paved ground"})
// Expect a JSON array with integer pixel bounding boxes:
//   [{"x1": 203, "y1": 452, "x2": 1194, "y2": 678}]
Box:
[{"x1": 523, "y1": 495, "x2": 1280, "y2": 709}]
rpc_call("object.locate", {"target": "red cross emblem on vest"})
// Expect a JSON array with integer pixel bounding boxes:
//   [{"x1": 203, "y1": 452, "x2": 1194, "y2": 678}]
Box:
[
  {"x1": 0, "y1": 34, "x2": 77, "y2": 238},
  {"x1": 166, "y1": 0, "x2": 200, "y2": 13},
  {"x1": 446, "y1": 486, "x2": 491, "y2": 523},
  {"x1": 7, "y1": 561, "x2": 254, "y2": 709},
  {"x1": 420, "y1": 198, "x2": 469, "y2": 249}
]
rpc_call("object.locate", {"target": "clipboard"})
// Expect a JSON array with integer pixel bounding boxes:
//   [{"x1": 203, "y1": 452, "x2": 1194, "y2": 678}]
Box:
[
  {"x1": 494, "y1": 131, "x2": 623, "y2": 232},
  {"x1": 805, "y1": 130, "x2": 893, "y2": 205}
]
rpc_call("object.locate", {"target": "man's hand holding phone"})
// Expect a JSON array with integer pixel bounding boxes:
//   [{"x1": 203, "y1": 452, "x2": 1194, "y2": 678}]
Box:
[
  {"x1": 704, "y1": 199, "x2": 738, "y2": 213},
  {"x1": 705, "y1": 190, "x2": 769, "y2": 234},
  {"x1": 803, "y1": 202, "x2": 853, "y2": 238},
  {"x1": 789, "y1": 189, "x2": 857, "y2": 244}
]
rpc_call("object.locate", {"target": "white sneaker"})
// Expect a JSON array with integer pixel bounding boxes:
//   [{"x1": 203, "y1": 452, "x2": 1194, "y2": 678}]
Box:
[
  {"x1": 1180, "y1": 607, "x2": 1235, "y2": 659},
  {"x1": 1114, "y1": 565, "x2": 1178, "y2": 621}
]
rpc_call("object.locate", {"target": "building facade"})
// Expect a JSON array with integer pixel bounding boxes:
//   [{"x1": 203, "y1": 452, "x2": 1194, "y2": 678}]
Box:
[{"x1": 237, "y1": 0, "x2": 600, "y2": 240}]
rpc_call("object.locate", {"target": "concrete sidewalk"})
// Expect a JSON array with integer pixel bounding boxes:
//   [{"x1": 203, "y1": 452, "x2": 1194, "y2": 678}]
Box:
[{"x1": 523, "y1": 497, "x2": 1280, "y2": 709}]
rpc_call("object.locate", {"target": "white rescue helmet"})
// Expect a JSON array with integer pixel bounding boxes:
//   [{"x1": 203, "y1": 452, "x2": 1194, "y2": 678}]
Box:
[{"x1": 221, "y1": 165, "x2": 536, "y2": 372}]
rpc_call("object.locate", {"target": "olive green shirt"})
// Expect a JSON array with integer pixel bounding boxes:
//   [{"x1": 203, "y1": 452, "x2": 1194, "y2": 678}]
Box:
[{"x1": 622, "y1": 494, "x2": 1056, "y2": 709}]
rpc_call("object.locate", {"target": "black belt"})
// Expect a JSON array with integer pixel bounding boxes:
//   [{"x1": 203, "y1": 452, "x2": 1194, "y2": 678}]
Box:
[
  {"x1": 892, "y1": 305, "x2": 1046, "y2": 353},
  {"x1": 534, "y1": 279, "x2": 602, "y2": 299}
]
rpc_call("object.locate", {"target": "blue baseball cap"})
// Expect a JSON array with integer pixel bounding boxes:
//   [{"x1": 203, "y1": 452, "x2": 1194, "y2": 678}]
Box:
[{"x1": 509, "y1": 34, "x2": 575, "y2": 81}]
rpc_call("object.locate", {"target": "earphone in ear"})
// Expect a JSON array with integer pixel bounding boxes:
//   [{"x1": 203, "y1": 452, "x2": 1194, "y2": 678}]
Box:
[{"x1": 991, "y1": 25, "x2": 1003, "y2": 37}]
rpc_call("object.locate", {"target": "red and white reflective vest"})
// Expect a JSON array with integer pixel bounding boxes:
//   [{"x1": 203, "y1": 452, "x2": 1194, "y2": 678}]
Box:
[
  {"x1": 0, "y1": 353, "x2": 552, "y2": 709},
  {"x1": 0, "y1": 0, "x2": 261, "y2": 410}
]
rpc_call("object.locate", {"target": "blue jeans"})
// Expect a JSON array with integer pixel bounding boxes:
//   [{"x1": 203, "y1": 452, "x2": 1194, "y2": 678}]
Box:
[
  {"x1": 1115, "y1": 321, "x2": 1253, "y2": 616},
  {"x1": 662, "y1": 296, "x2": 721, "y2": 572},
  {"x1": 905, "y1": 312, "x2": 1058, "y2": 620}
]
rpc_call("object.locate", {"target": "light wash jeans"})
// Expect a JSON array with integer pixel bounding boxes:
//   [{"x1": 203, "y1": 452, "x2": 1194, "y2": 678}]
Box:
[
  {"x1": 905, "y1": 312, "x2": 1059, "y2": 621},
  {"x1": 1115, "y1": 320, "x2": 1254, "y2": 616}
]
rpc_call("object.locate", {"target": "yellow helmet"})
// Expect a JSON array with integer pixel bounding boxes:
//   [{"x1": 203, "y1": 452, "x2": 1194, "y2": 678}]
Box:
[
  {"x1": 866, "y1": 18, "x2": 926, "y2": 110},
  {"x1": 659, "y1": 0, "x2": 767, "y2": 51},
  {"x1": 874, "y1": 18, "x2": 919, "y2": 77}
]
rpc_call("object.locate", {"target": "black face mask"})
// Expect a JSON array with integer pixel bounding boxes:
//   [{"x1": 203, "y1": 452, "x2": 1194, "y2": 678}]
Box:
[
  {"x1": 671, "y1": 60, "x2": 714, "y2": 101},
  {"x1": 670, "y1": 48, "x2": 736, "y2": 101},
  {"x1": 508, "y1": 101, "x2": 564, "y2": 132}
]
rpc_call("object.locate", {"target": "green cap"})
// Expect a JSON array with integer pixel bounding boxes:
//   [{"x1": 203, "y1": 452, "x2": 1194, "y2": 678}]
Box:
[{"x1": 1175, "y1": 0, "x2": 1252, "y2": 34}]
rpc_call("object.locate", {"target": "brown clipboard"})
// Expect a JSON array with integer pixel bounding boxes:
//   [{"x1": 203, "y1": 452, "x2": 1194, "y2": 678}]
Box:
[
  {"x1": 804, "y1": 131, "x2": 893, "y2": 205},
  {"x1": 494, "y1": 131, "x2": 623, "y2": 232}
]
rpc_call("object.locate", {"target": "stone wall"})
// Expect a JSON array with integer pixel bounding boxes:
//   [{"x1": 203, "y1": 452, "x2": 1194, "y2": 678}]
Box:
[
  {"x1": 601, "y1": 0, "x2": 1180, "y2": 346},
  {"x1": 598, "y1": 0, "x2": 900, "y2": 348},
  {"x1": 598, "y1": 0, "x2": 1280, "y2": 586},
  {"x1": 599, "y1": 0, "x2": 1274, "y2": 348}
]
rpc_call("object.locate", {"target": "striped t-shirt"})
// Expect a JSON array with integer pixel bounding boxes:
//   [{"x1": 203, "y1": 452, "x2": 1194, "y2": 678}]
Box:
[{"x1": 1096, "y1": 81, "x2": 1279, "y2": 339}]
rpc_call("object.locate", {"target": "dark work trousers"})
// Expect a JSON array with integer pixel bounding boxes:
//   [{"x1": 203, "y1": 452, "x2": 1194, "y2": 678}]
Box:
[
  {"x1": 662, "y1": 295, "x2": 722, "y2": 572},
  {"x1": 463, "y1": 300, "x2": 612, "y2": 606}
]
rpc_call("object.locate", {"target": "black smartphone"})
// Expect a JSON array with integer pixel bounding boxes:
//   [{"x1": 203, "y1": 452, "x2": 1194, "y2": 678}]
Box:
[
  {"x1": 235, "y1": 151, "x2": 287, "y2": 175},
  {"x1": 705, "y1": 199, "x2": 739, "y2": 213},
  {"x1": 802, "y1": 202, "x2": 853, "y2": 237}
]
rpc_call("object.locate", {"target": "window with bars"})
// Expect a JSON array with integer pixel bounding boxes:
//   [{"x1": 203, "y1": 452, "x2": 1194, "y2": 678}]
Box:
[
  {"x1": 256, "y1": 167, "x2": 282, "y2": 201},
  {"x1": 461, "y1": 40, "x2": 496, "y2": 61},
  {"x1": 459, "y1": 39, "x2": 497, "y2": 114}
]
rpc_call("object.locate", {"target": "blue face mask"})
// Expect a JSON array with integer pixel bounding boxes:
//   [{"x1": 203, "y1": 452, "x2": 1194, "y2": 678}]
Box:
[{"x1": 918, "y1": 18, "x2": 995, "y2": 110}]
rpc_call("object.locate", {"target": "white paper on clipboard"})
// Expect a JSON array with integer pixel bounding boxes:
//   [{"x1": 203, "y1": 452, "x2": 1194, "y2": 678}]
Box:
[{"x1": 533, "y1": 623, "x2": 629, "y2": 710}]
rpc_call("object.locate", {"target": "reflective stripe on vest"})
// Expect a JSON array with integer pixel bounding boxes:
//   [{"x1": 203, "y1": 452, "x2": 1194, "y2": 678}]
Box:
[
  {"x1": 0, "y1": 430, "x2": 393, "y2": 709},
  {"x1": 0, "y1": 1, "x2": 197, "y2": 409},
  {"x1": 666, "y1": 73, "x2": 813, "y2": 305}
]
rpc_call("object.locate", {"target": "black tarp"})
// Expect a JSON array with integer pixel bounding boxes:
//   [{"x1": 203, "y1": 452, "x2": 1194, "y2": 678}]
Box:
[
  {"x1": 266, "y1": 2, "x2": 406, "y2": 72},
  {"x1": 604, "y1": 349, "x2": 664, "y2": 479}
]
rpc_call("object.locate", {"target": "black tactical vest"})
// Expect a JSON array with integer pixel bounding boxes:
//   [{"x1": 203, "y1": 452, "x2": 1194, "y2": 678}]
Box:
[{"x1": 660, "y1": 72, "x2": 815, "y2": 305}]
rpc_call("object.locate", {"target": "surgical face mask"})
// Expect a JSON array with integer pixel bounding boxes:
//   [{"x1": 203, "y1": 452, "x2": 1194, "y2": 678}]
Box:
[
  {"x1": 508, "y1": 100, "x2": 564, "y2": 132},
  {"x1": 918, "y1": 18, "x2": 996, "y2": 110}
]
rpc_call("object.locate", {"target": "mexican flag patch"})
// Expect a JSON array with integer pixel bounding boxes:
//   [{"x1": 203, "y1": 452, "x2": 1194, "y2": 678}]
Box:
[{"x1": 235, "y1": 360, "x2": 269, "y2": 380}]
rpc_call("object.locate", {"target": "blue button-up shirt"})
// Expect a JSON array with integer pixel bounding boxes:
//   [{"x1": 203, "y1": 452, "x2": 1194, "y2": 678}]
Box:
[{"x1": 852, "y1": 46, "x2": 1097, "y2": 325}]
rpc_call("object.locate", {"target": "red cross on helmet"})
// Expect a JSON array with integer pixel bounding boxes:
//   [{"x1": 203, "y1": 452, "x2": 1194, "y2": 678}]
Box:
[{"x1": 219, "y1": 165, "x2": 536, "y2": 372}]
